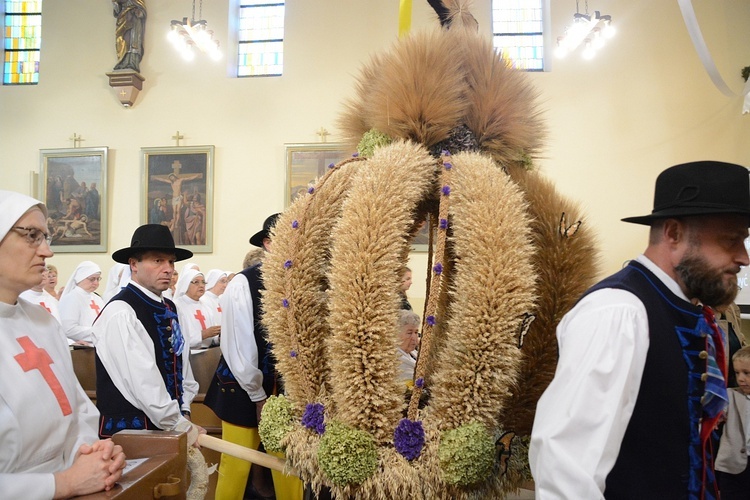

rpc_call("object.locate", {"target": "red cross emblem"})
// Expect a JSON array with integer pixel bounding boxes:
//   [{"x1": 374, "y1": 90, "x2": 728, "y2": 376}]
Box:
[
  {"x1": 39, "y1": 302, "x2": 52, "y2": 313},
  {"x1": 14, "y1": 336, "x2": 72, "y2": 416},
  {"x1": 194, "y1": 309, "x2": 207, "y2": 329},
  {"x1": 89, "y1": 299, "x2": 101, "y2": 315}
]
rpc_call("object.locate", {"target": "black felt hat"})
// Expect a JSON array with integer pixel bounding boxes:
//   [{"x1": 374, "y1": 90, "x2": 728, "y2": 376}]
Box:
[
  {"x1": 249, "y1": 213, "x2": 281, "y2": 247},
  {"x1": 621, "y1": 161, "x2": 750, "y2": 225},
  {"x1": 112, "y1": 224, "x2": 193, "y2": 263}
]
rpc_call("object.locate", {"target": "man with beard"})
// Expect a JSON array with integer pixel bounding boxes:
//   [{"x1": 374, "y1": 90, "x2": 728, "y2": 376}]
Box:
[{"x1": 530, "y1": 161, "x2": 750, "y2": 500}]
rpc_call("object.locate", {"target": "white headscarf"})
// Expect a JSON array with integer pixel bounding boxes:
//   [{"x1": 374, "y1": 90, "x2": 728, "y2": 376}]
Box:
[
  {"x1": 60, "y1": 261, "x2": 101, "y2": 299},
  {"x1": 180, "y1": 262, "x2": 200, "y2": 275},
  {"x1": 104, "y1": 263, "x2": 128, "y2": 297},
  {"x1": 175, "y1": 268, "x2": 202, "y2": 300},
  {"x1": 205, "y1": 269, "x2": 228, "y2": 291},
  {"x1": 102, "y1": 263, "x2": 131, "y2": 303},
  {"x1": 0, "y1": 190, "x2": 47, "y2": 243}
]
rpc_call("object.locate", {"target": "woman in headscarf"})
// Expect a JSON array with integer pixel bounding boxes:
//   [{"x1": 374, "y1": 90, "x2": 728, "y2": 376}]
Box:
[
  {"x1": 0, "y1": 190, "x2": 124, "y2": 498},
  {"x1": 102, "y1": 263, "x2": 130, "y2": 304},
  {"x1": 59, "y1": 260, "x2": 105, "y2": 344},
  {"x1": 201, "y1": 269, "x2": 228, "y2": 319},
  {"x1": 174, "y1": 268, "x2": 220, "y2": 349}
]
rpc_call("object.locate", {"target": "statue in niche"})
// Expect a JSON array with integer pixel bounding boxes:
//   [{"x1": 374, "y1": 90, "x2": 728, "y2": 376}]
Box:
[{"x1": 112, "y1": 0, "x2": 146, "y2": 73}]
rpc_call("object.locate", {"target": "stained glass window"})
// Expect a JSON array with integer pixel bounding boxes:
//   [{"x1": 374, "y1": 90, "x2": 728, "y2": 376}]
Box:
[
  {"x1": 3, "y1": 0, "x2": 42, "y2": 84},
  {"x1": 238, "y1": 0, "x2": 284, "y2": 77},
  {"x1": 492, "y1": 0, "x2": 545, "y2": 72}
]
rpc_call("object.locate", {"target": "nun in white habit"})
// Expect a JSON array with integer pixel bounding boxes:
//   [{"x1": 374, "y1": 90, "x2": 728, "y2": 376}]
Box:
[
  {"x1": 0, "y1": 190, "x2": 124, "y2": 498},
  {"x1": 101, "y1": 262, "x2": 130, "y2": 303},
  {"x1": 59, "y1": 260, "x2": 105, "y2": 344},
  {"x1": 174, "y1": 268, "x2": 220, "y2": 349},
  {"x1": 200, "y1": 269, "x2": 228, "y2": 318}
]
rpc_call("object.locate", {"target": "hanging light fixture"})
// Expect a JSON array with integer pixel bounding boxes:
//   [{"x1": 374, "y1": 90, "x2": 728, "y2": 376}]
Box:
[
  {"x1": 555, "y1": 1, "x2": 615, "y2": 60},
  {"x1": 168, "y1": 0, "x2": 222, "y2": 61}
]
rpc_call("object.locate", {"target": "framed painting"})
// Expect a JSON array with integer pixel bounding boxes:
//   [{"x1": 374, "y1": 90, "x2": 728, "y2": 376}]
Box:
[
  {"x1": 285, "y1": 143, "x2": 350, "y2": 206},
  {"x1": 40, "y1": 147, "x2": 108, "y2": 253},
  {"x1": 141, "y1": 145, "x2": 214, "y2": 253}
]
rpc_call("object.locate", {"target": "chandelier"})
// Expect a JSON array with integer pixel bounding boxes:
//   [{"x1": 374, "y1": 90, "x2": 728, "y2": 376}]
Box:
[
  {"x1": 554, "y1": 1, "x2": 615, "y2": 60},
  {"x1": 168, "y1": 0, "x2": 222, "y2": 61}
]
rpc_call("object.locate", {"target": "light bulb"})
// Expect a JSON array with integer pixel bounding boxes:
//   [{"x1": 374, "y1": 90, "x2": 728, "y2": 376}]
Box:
[{"x1": 582, "y1": 40, "x2": 595, "y2": 60}]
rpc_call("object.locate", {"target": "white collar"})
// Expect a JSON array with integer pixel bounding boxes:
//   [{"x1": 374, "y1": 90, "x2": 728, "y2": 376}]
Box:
[
  {"x1": 635, "y1": 254, "x2": 690, "y2": 302},
  {"x1": 130, "y1": 280, "x2": 165, "y2": 303}
]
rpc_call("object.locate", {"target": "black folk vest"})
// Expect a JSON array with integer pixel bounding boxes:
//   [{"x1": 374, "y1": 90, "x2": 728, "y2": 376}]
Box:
[
  {"x1": 582, "y1": 260, "x2": 718, "y2": 499},
  {"x1": 94, "y1": 284, "x2": 185, "y2": 438},
  {"x1": 204, "y1": 263, "x2": 276, "y2": 427}
]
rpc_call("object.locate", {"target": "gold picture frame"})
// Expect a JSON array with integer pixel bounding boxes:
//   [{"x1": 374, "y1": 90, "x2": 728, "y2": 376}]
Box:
[
  {"x1": 141, "y1": 145, "x2": 214, "y2": 253},
  {"x1": 285, "y1": 143, "x2": 350, "y2": 207},
  {"x1": 40, "y1": 147, "x2": 108, "y2": 253}
]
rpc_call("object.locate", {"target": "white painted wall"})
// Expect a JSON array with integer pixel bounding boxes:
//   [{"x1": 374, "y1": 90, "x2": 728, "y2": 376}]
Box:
[{"x1": 1, "y1": 0, "x2": 749, "y2": 309}]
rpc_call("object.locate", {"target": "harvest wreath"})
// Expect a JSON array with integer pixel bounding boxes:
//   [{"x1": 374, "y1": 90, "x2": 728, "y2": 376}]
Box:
[{"x1": 258, "y1": 1, "x2": 599, "y2": 498}]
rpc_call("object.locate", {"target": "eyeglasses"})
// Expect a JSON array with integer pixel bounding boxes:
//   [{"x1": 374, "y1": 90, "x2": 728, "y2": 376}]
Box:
[
  {"x1": 190, "y1": 280, "x2": 206, "y2": 286},
  {"x1": 12, "y1": 226, "x2": 52, "y2": 247},
  {"x1": 87, "y1": 276, "x2": 102, "y2": 282}
]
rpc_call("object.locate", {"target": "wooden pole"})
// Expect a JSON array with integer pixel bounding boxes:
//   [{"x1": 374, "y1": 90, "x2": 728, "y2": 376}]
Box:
[{"x1": 197, "y1": 434, "x2": 299, "y2": 477}]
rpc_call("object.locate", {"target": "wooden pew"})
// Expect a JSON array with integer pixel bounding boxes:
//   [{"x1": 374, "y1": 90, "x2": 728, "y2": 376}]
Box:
[{"x1": 76, "y1": 430, "x2": 188, "y2": 499}]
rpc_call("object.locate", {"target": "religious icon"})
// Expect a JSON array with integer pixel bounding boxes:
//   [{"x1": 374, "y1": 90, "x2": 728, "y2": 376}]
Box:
[
  {"x1": 40, "y1": 147, "x2": 109, "y2": 253},
  {"x1": 141, "y1": 146, "x2": 214, "y2": 253},
  {"x1": 285, "y1": 143, "x2": 350, "y2": 207}
]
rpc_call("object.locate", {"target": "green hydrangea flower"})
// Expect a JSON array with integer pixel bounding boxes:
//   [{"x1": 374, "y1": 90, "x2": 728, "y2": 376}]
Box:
[
  {"x1": 258, "y1": 395, "x2": 295, "y2": 453},
  {"x1": 438, "y1": 421, "x2": 495, "y2": 486},
  {"x1": 357, "y1": 129, "x2": 392, "y2": 158},
  {"x1": 318, "y1": 421, "x2": 378, "y2": 486}
]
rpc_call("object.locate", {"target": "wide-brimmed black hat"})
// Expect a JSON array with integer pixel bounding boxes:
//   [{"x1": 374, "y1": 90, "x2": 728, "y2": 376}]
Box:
[
  {"x1": 621, "y1": 161, "x2": 750, "y2": 226},
  {"x1": 249, "y1": 213, "x2": 281, "y2": 247},
  {"x1": 112, "y1": 224, "x2": 193, "y2": 263}
]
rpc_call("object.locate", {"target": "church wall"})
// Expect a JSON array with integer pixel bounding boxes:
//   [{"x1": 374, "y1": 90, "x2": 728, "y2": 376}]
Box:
[{"x1": 1, "y1": 0, "x2": 749, "y2": 308}]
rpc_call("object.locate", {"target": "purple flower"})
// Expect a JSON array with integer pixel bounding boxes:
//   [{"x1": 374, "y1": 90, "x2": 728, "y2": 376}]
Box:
[
  {"x1": 352, "y1": 152, "x2": 359, "y2": 158},
  {"x1": 282, "y1": 298, "x2": 289, "y2": 308},
  {"x1": 415, "y1": 377, "x2": 424, "y2": 388},
  {"x1": 439, "y1": 218, "x2": 448, "y2": 230},
  {"x1": 433, "y1": 263, "x2": 443, "y2": 275},
  {"x1": 302, "y1": 403, "x2": 326, "y2": 434},
  {"x1": 442, "y1": 150, "x2": 451, "y2": 156},
  {"x1": 328, "y1": 162, "x2": 335, "y2": 169},
  {"x1": 290, "y1": 350, "x2": 298, "y2": 358},
  {"x1": 284, "y1": 260, "x2": 293, "y2": 269},
  {"x1": 444, "y1": 162, "x2": 453, "y2": 170},
  {"x1": 441, "y1": 185, "x2": 451, "y2": 196},
  {"x1": 307, "y1": 186, "x2": 315, "y2": 194},
  {"x1": 426, "y1": 315, "x2": 436, "y2": 326},
  {"x1": 394, "y1": 419, "x2": 425, "y2": 461},
  {"x1": 292, "y1": 220, "x2": 299, "y2": 229}
]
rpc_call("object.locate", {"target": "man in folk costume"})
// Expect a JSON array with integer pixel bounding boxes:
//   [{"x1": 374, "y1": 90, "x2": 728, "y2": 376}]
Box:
[
  {"x1": 92, "y1": 224, "x2": 204, "y2": 445},
  {"x1": 205, "y1": 213, "x2": 303, "y2": 500},
  {"x1": 0, "y1": 190, "x2": 124, "y2": 498},
  {"x1": 530, "y1": 161, "x2": 750, "y2": 499}
]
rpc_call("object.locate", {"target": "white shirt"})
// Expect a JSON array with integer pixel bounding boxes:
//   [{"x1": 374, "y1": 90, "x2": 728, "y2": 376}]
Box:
[
  {"x1": 91, "y1": 281, "x2": 198, "y2": 433},
  {"x1": 19, "y1": 288, "x2": 61, "y2": 324},
  {"x1": 397, "y1": 348, "x2": 416, "y2": 385},
  {"x1": 529, "y1": 255, "x2": 689, "y2": 499},
  {"x1": 174, "y1": 295, "x2": 218, "y2": 349},
  {"x1": 59, "y1": 286, "x2": 104, "y2": 343},
  {"x1": 219, "y1": 274, "x2": 266, "y2": 402},
  {"x1": 0, "y1": 299, "x2": 100, "y2": 499}
]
